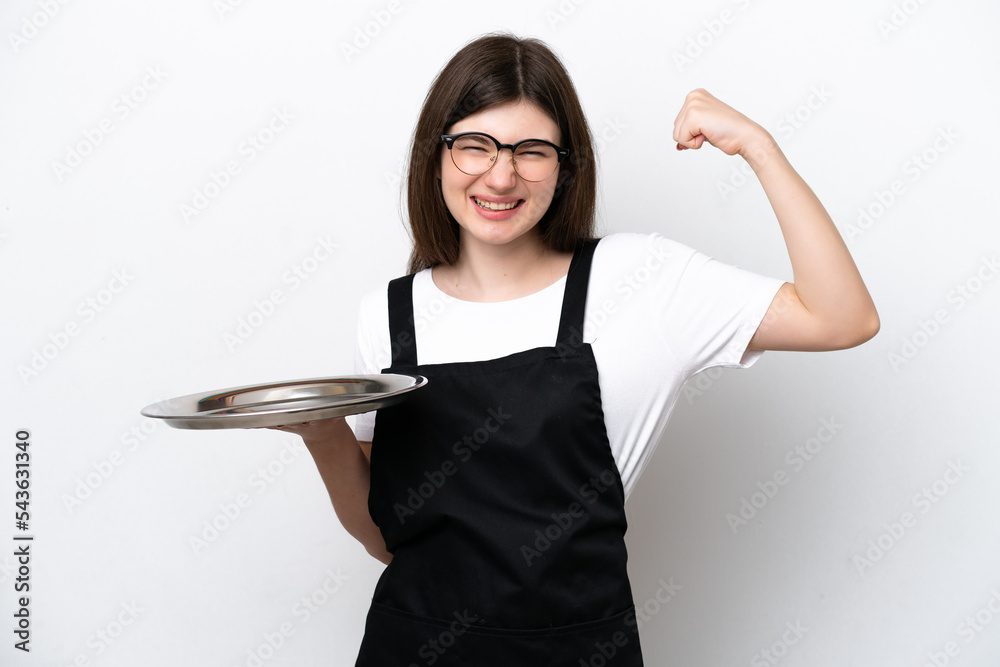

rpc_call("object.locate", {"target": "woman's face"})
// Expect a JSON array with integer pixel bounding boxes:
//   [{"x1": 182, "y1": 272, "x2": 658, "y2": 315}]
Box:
[{"x1": 439, "y1": 100, "x2": 562, "y2": 254}]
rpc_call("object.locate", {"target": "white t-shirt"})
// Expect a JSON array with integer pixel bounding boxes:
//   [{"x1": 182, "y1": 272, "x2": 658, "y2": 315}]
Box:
[{"x1": 353, "y1": 232, "x2": 785, "y2": 500}]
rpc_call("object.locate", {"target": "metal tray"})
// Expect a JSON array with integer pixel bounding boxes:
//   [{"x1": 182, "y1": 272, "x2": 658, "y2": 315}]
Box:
[{"x1": 140, "y1": 374, "x2": 427, "y2": 430}]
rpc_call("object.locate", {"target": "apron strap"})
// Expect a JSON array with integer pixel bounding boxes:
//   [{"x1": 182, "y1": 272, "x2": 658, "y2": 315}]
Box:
[
  {"x1": 387, "y1": 273, "x2": 418, "y2": 367},
  {"x1": 556, "y1": 238, "x2": 599, "y2": 348}
]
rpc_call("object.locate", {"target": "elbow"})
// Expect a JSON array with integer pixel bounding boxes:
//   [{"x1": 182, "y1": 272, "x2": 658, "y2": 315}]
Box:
[
  {"x1": 865, "y1": 309, "x2": 881, "y2": 341},
  {"x1": 367, "y1": 545, "x2": 393, "y2": 565},
  {"x1": 859, "y1": 304, "x2": 881, "y2": 343},
  {"x1": 835, "y1": 308, "x2": 880, "y2": 349}
]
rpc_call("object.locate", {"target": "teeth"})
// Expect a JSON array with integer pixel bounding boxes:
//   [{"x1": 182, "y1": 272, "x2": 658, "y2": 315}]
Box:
[{"x1": 475, "y1": 197, "x2": 520, "y2": 211}]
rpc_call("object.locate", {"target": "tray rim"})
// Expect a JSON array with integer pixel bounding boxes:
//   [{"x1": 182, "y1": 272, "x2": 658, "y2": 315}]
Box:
[{"x1": 140, "y1": 374, "x2": 427, "y2": 430}]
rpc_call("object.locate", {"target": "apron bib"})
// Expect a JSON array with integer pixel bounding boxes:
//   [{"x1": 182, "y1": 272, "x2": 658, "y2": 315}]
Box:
[{"x1": 357, "y1": 240, "x2": 642, "y2": 665}]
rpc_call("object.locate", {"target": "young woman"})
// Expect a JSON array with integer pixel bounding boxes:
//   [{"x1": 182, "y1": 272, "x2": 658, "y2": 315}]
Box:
[{"x1": 277, "y1": 33, "x2": 879, "y2": 666}]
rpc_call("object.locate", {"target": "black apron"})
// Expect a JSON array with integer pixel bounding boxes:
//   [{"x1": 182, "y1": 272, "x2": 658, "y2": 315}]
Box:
[{"x1": 356, "y1": 240, "x2": 642, "y2": 665}]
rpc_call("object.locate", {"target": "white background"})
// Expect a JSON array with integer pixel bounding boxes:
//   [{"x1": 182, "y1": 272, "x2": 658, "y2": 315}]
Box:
[{"x1": 2, "y1": 1, "x2": 999, "y2": 665}]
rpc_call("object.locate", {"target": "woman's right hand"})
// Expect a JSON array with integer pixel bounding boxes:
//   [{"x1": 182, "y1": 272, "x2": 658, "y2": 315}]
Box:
[{"x1": 266, "y1": 417, "x2": 350, "y2": 449}]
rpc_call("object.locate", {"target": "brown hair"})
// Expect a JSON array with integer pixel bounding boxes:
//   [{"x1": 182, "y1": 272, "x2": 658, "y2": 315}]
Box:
[{"x1": 405, "y1": 33, "x2": 597, "y2": 274}]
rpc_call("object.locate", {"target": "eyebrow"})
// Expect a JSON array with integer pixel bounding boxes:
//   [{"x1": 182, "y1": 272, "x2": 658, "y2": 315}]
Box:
[{"x1": 466, "y1": 133, "x2": 559, "y2": 146}]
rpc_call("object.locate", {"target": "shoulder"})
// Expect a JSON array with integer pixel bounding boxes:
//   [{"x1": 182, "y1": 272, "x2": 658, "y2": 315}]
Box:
[
  {"x1": 358, "y1": 282, "x2": 387, "y2": 321},
  {"x1": 591, "y1": 232, "x2": 699, "y2": 281},
  {"x1": 595, "y1": 232, "x2": 697, "y2": 260},
  {"x1": 357, "y1": 268, "x2": 437, "y2": 326}
]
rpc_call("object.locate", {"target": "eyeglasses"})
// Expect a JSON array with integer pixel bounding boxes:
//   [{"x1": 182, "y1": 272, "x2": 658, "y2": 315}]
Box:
[{"x1": 440, "y1": 132, "x2": 570, "y2": 182}]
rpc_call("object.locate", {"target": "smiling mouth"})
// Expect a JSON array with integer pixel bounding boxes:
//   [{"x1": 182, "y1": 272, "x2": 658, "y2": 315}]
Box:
[{"x1": 474, "y1": 196, "x2": 523, "y2": 211}]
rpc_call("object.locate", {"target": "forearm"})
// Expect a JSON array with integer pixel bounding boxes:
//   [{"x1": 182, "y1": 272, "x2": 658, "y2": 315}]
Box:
[
  {"x1": 743, "y1": 132, "x2": 880, "y2": 342},
  {"x1": 302, "y1": 420, "x2": 392, "y2": 564}
]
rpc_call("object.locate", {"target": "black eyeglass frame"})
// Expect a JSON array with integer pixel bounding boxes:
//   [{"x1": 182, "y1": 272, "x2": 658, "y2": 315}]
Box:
[{"x1": 439, "y1": 132, "x2": 571, "y2": 181}]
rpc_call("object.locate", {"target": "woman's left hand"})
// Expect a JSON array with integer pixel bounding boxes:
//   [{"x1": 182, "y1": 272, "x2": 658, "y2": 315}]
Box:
[{"x1": 672, "y1": 88, "x2": 770, "y2": 159}]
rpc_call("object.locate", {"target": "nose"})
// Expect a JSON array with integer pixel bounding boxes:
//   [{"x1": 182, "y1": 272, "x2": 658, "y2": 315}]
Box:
[{"x1": 483, "y1": 148, "x2": 518, "y2": 189}]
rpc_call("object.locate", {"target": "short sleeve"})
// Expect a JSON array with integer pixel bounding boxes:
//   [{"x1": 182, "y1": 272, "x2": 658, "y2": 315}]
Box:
[
  {"x1": 652, "y1": 235, "x2": 785, "y2": 377},
  {"x1": 351, "y1": 289, "x2": 386, "y2": 442}
]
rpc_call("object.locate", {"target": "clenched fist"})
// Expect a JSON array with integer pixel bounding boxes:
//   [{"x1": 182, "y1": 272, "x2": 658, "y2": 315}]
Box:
[{"x1": 672, "y1": 88, "x2": 773, "y2": 162}]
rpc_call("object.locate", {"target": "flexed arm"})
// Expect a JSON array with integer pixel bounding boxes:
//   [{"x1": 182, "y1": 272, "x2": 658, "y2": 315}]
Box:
[{"x1": 673, "y1": 88, "x2": 880, "y2": 351}]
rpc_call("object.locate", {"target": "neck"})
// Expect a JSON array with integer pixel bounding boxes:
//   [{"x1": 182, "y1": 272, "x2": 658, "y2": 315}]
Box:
[{"x1": 434, "y1": 231, "x2": 571, "y2": 302}]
